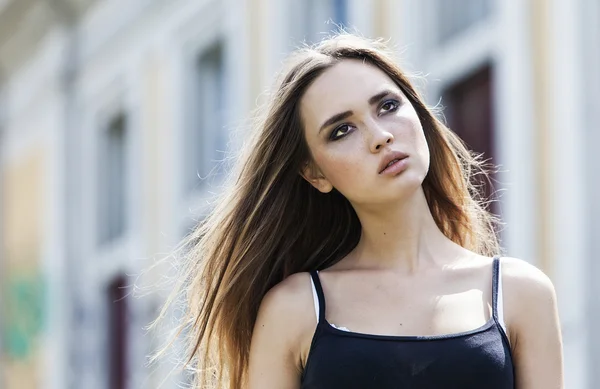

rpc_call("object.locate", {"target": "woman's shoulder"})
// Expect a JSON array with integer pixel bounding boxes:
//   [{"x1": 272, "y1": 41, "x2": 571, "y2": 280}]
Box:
[
  {"x1": 261, "y1": 272, "x2": 315, "y2": 310},
  {"x1": 250, "y1": 273, "x2": 319, "y2": 379},
  {"x1": 498, "y1": 256, "x2": 559, "y2": 342},
  {"x1": 254, "y1": 272, "x2": 317, "y2": 343},
  {"x1": 499, "y1": 256, "x2": 555, "y2": 295}
]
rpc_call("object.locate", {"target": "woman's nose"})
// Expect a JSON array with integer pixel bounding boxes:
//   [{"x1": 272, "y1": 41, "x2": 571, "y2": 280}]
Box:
[{"x1": 369, "y1": 125, "x2": 394, "y2": 153}]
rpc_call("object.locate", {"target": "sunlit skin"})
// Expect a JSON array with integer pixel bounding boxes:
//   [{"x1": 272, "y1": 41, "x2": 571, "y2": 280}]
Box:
[
  {"x1": 300, "y1": 59, "x2": 460, "y2": 272},
  {"x1": 301, "y1": 59, "x2": 429, "y2": 207},
  {"x1": 247, "y1": 59, "x2": 563, "y2": 389}
]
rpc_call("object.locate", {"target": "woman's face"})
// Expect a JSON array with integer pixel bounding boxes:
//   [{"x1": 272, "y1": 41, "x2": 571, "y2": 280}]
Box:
[{"x1": 300, "y1": 59, "x2": 430, "y2": 205}]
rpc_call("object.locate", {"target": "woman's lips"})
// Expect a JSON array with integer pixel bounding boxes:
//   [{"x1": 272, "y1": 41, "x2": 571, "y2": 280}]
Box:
[
  {"x1": 379, "y1": 156, "x2": 409, "y2": 176},
  {"x1": 378, "y1": 151, "x2": 409, "y2": 173}
]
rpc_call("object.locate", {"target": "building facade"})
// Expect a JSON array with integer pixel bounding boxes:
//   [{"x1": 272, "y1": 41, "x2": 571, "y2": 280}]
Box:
[{"x1": 0, "y1": 0, "x2": 598, "y2": 388}]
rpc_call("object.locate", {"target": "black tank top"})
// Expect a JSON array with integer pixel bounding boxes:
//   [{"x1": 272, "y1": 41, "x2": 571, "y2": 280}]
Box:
[{"x1": 301, "y1": 257, "x2": 515, "y2": 389}]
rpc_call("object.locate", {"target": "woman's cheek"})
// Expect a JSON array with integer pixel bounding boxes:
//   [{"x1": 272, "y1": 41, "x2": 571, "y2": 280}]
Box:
[{"x1": 322, "y1": 157, "x2": 361, "y2": 190}]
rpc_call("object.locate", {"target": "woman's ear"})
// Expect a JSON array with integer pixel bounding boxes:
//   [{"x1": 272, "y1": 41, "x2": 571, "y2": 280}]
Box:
[{"x1": 300, "y1": 161, "x2": 333, "y2": 193}]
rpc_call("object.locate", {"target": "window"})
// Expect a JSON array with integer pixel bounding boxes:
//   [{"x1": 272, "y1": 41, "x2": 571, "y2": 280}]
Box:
[
  {"x1": 332, "y1": 0, "x2": 348, "y2": 26},
  {"x1": 107, "y1": 275, "x2": 128, "y2": 389},
  {"x1": 98, "y1": 113, "x2": 127, "y2": 245},
  {"x1": 442, "y1": 65, "x2": 497, "y2": 211},
  {"x1": 435, "y1": 0, "x2": 492, "y2": 44},
  {"x1": 291, "y1": 0, "x2": 348, "y2": 45},
  {"x1": 186, "y1": 41, "x2": 226, "y2": 191}
]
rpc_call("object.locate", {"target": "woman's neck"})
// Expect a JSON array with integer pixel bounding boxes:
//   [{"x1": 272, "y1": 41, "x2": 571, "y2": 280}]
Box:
[{"x1": 347, "y1": 188, "x2": 464, "y2": 274}]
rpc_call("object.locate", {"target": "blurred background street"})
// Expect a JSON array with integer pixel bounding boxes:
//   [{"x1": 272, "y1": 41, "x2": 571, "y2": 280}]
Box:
[{"x1": 0, "y1": 0, "x2": 598, "y2": 388}]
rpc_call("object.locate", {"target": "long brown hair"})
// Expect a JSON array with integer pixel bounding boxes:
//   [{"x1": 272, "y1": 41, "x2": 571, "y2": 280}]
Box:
[{"x1": 151, "y1": 33, "x2": 500, "y2": 388}]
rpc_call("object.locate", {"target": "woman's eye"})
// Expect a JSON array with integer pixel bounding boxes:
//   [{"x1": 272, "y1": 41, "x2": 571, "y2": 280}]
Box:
[
  {"x1": 380, "y1": 99, "x2": 400, "y2": 113},
  {"x1": 330, "y1": 124, "x2": 353, "y2": 140}
]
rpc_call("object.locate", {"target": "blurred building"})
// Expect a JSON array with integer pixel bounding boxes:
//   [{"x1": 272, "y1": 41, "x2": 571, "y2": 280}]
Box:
[{"x1": 0, "y1": 0, "x2": 598, "y2": 388}]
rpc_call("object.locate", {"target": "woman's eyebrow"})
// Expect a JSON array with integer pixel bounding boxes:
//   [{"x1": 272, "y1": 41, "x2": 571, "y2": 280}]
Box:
[
  {"x1": 368, "y1": 89, "x2": 395, "y2": 105},
  {"x1": 318, "y1": 89, "x2": 398, "y2": 133}
]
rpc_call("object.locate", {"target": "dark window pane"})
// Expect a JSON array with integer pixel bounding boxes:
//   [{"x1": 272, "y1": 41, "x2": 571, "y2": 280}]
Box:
[
  {"x1": 443, "y1": 65, "x2": 497, "y2": 212},
  {"x1": 107, "y1": 275, "x2": 128, "y2": 389},
  {"x1": 98, "y1": 113, "x2": 127, "y2": 244}
]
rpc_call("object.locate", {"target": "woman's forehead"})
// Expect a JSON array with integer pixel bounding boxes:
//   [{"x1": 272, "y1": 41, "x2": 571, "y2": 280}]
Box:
[{"x1": 300, "y1": 60, "x2": 400, "y2": 132}]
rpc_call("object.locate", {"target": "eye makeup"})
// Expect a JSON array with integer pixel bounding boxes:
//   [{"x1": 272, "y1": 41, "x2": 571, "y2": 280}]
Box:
[{"x1": 327, "y1": 98, "x2": 401, "y2": 141}]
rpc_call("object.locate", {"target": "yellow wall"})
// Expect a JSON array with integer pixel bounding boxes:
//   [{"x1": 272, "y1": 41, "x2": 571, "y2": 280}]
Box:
[
  {"x1": 373, "y1": 0, "x2": 392, "y2": 38},
  {"x1": 531, "y1": 0, "x2": 553, "y2": 277},
  {"x1": 1, "y1": 149, "x2": 46, "y2": 389}
]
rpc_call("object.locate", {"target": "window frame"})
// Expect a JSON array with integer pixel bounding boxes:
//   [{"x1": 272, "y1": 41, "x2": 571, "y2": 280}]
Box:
[
  {"x1": 184, "y1": 39, "x2": 228, "y2": 193},
  {"x1": 96, "y1": 111, "x2": 128, "y2": 246}
]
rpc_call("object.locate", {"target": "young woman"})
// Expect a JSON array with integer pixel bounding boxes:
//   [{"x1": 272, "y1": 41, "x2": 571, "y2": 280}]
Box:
[{"x1": 157, "y1": 34, "x2": 563, "y2": 389}]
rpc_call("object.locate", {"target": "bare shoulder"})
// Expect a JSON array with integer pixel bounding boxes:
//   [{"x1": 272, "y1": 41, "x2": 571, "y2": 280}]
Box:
[
  {"x1": 497, "y1": 257, "x2": 564, "y2": 386},
  {"x1": 253, "y1": 272, "x2": 316, "y2": 351},
  {"x1": 500, "y1": 256, "x2": 556, "y2": 299},
  {"x1": 260, "y1": 272, "x2": 315, "y2": 316},
  {"x1": 249, "y1": 273, "x2": 317, "y2": 384},
  {"x1": 499, "y1": 256, "x2": 559, "y2": 343}
]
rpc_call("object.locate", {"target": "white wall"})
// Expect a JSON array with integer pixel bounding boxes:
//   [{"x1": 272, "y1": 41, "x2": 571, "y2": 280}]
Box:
[
  {"x1": 1, "y1": 0, "x2": 597, "y2": 388},
  {"x1": 580, "y1": 0, "x2": 600, "y2": 384}
]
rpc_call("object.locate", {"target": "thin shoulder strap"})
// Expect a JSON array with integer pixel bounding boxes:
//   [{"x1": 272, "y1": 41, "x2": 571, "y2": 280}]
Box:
[
  {"x1": 491, "y1": 256, "x2": 507, "y2": 332},
  {"x1": 309, "y1": 270, "x2": 326, "y2": 324}
]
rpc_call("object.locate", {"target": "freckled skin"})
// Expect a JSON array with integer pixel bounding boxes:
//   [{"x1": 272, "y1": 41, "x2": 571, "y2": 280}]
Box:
[
  {"x1": 300, "y1": 59, "x2": 430, "y2": 206},
  {"x1": 249, "y1": 55, "x2": 562, "y2": 389}
]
